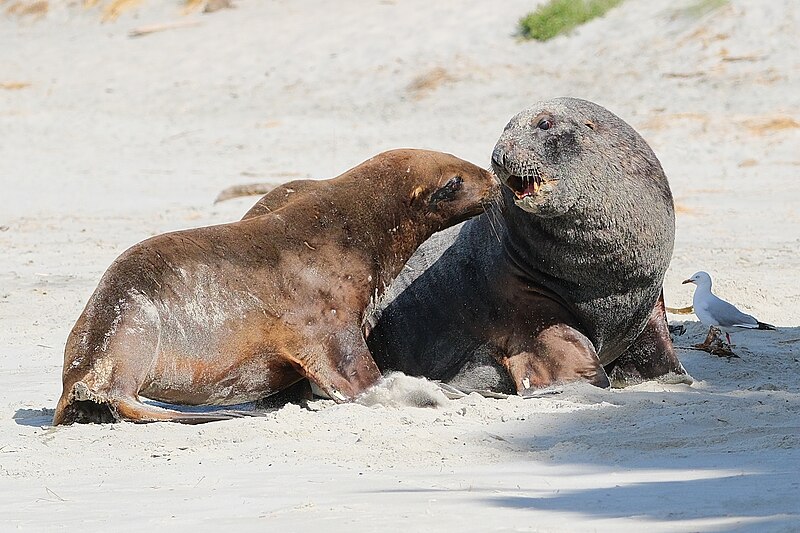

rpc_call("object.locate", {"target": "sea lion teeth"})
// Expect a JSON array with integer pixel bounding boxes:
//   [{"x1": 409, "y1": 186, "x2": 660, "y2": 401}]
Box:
[
  {"x1": 508, "y1": 174, "x2": 543, "y2": 199},
  {"x1": 513, "y1": 177, "x2": 542, "y2": 199}
]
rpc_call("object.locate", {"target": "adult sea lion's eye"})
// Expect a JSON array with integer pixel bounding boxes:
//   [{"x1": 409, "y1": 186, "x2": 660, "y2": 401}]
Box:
[{"x1": 537, "y1": 118, "x2": 552, "y2": 130}]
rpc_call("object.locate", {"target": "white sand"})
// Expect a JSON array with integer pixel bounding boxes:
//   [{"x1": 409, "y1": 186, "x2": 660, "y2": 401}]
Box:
[{"x1": 1, "y1": 0, "x2": 799, "y2": 530}]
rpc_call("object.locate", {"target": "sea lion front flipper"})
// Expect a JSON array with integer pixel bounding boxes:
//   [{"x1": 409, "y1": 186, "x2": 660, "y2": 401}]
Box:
[
  {"x1": 605, "y1": 292, "x2": 693, "y2": 387},
  {"x1": 53, "y1": 381, "x2": 239, "y2": 425},
  {"x1": 291, "y1": 330, "x2": 383, "y2": 403},
  {"x1": 498, "y1": 324, "x2": 610, "y2": 394}
]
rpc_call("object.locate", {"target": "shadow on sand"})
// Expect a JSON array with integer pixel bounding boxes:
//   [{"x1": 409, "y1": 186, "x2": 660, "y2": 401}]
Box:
[
  {"x1": 12, "y1": 401, "x2": 271, "y2": 427},
  {"x1": 12, "y1": 323, "x2": 800, "y2": 529},
  {"x1": 369, "y1": 321, "x2": 800, "y2": 531},
  {"x1": 485, "y1": 472, "x2": 799, "y2": 531}
]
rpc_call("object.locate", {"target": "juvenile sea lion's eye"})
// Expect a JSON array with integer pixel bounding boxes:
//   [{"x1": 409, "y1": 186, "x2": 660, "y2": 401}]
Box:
[
  {"x1": 445, "y1": 176, "x2": 463, "y2": 191},
  {"x1": 429, "y1": 176, "x2": 463, "y2": 206},
  {"x1": 537, "y1": 118, "x2": 553, "y2": 130}
]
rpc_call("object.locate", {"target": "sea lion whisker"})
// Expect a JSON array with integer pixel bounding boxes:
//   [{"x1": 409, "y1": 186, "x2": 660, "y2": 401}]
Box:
[
  {"x1": 483, "y1": 200, "x2": 502, "y2": 243},
  {"x1": 491, "y1": 197, "x2": 505, "y2": 242}
]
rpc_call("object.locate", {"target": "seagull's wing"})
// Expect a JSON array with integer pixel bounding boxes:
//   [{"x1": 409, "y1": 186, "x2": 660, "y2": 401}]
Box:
[
  {"x1": 705, "y1": 294, "x2": 759, "y2": 329},
  {"x1": 731, "y1": 322, "x2": 761, "y2": 329}
]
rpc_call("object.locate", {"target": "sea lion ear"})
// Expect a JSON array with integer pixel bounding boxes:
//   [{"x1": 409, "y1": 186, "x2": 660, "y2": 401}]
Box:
[
  {"x1": 584, "y1": 121, "x2": 596, "y2": 131},
  {"x1": 428, "y1": 176, "x2": 463, "y2": 207}
]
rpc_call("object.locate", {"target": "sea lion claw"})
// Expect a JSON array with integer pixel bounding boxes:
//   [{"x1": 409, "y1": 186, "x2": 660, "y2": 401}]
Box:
[{"x1": 330, "y1": 389, "x2": 348, "y2": 402}]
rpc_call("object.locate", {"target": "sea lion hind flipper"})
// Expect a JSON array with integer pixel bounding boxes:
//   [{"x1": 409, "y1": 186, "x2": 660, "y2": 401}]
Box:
[
  {"x1": 57, "y1": 399, "x2": 238, "y2": 425},
  {"x1": 53, "y1": 380, "x2": 119, "y2": 425},
  {"x1": 606, "y1": 292, "x2": 693, "y2": 387},
  {"x1": 114, "y1": 398, "x2": 244, "y2": 424}
]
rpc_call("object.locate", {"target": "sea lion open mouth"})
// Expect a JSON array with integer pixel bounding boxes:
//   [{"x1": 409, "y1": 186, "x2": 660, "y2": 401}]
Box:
[
  {"x1": 506, "y1": 173, "x2": 544, "y2": 199},
  {"x1": 492, "y1": 151, "x2": 551, "y2": 200}
]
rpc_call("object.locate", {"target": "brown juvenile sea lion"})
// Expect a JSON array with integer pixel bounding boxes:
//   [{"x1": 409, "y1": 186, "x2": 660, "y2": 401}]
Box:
[
  {"x1": 365, "y1": 98, "x2": 691, "y2": 393},
  {"x1": 53, "y1": 149, "x2": 499, "y2": 424}
]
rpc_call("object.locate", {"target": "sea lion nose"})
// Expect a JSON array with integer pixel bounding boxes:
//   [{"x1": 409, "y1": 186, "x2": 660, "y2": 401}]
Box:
[{"x1": 491, "y1": 146, "x2": 507, "y2": 171}]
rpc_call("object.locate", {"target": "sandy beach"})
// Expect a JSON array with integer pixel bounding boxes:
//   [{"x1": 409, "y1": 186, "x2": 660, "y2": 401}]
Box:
[{"x1": 1, "y1": 0, "x2": 799, "y2": 530}]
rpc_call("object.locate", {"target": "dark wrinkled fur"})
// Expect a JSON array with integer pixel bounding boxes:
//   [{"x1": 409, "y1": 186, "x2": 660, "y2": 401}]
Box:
[{"x1": 367, "y1": 98, "x2": 690, "y2": 392}]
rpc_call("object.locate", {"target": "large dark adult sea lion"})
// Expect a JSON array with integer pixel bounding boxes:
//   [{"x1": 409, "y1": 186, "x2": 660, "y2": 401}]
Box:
[
  {"x1": 365, "y1": 98, "x2": 690, "y2": 393},
  {"x1": 53, "y1": 149, "x2": 499, "y2": 424}
]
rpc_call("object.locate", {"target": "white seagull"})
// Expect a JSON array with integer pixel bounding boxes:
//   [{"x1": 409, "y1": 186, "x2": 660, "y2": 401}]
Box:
[{"x1": 682, "y1": 271, "x2": 775, "y2": 348}]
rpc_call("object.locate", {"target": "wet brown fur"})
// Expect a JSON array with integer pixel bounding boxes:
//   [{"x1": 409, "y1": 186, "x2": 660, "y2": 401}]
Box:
[{"x1": 53, "y1": 149, "x2": 498, "y2": 424}]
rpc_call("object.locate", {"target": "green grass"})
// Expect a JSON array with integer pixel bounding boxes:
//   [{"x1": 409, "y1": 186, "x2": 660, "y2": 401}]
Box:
[
  {"x1": 518, "y1": 0, "x2": 625, "y2": 41},
  {"x1": 679, "y1": 0, "x2": 729, "y2": 18}
]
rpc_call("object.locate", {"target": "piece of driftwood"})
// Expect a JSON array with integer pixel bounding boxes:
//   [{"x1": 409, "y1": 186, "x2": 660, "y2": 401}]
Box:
[
  {"x1": 214, "y1": 182, "x2": 282, "y2": 204},
  {"x1": 129, "y1": 19, "x2": 202, "y2": 38}
]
